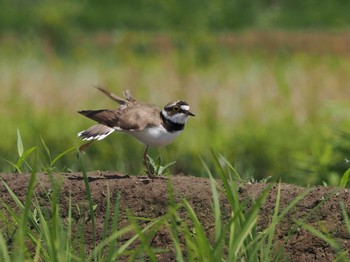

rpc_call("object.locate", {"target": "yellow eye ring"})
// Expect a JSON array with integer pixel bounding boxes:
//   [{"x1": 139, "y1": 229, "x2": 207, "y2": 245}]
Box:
[{"x1": 173, "y1": 106, "x2": 180, "y2": 112}]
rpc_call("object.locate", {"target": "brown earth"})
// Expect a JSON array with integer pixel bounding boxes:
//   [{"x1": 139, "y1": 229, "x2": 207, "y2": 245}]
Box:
[{"x1": 1, "y1": 172, "x2": 350, "y2": 261}]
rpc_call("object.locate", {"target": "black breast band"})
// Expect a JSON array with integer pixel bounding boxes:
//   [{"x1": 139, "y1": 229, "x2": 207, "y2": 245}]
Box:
[{"x1": 160, "y1": 112, "x2": 185, "y2": 132}]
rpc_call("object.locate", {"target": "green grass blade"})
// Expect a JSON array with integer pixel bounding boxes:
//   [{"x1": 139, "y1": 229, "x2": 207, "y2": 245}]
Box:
[
  {"x1": 231, "y1": 184, "x2": 271, "y2": 259},
  {"x1": 218, "y1": 152, "x2": 242, "y2": 180},
  {"x1": 182, "y1": 199, "x2": 214, "y2": 261},
  {"x1": 40, "y1": 136, "x2": 52, "y2": 164},
  {"x1": 0, "y1": 231, "x2": 10, "y2": 262},
  {"x1": 102, "y1": 186, "x2": 111, "y2": 243},
  {"x1": 51, "y1": 146, "x2": 76, "y2": 166},
  {"x1": 167, "y1": 179, "x2": 185, "y2": 262},
  {"x1": 298, "y1": 221, "x2": 343, "y2": 255},
  {"x1": 5, "y1": 160, "x2": 22, "y2": 173},
  {"x1": 109, "y1": 216, "x2": 164, "y2": 260},
  {"x1": 105, "y1": 193, "x2": 121, "y2": 261},
  {"x1": 208, "y1": 171, "x2": 223, "y2": 257},
  {"x1": 0, "y1": 181, "x2": 42, "y2": 242},
  {"x1": 15, "y1": 170, "x2": 37, "y2": 260},
  {"x1": 2, "y1": 173, "x2": 76, "y2": 261},
  {"x1": 167, "y1": 220, "x2": 185, "y2": 262},
  {"x1": 207, "y1": 153, "x2": 238, "y2": 214},
  {"x1": 127, "y1": 216, "x2": 158, "y2": 262},
  {"x1": 90, "y1": 225, "x2": 134, "y2": 261},
  {"x1": 204, "y1": 153, "x2": 264, "y2": 260},
  {"x1": 33, "y1": 236, "x2": 42, "y2": 262},
  {"x1": 65, "y1": 194, "x2": 73, "y2": 262},
  {"x1": 339, "y1": 168, "x2": 350, "y2": 188},
  {"x1": 340, "y1": 202, "x2": 350, "y2": 234},
  {"x1": 36, "y1": 204, "x2": 55, "y2": 260},
  {"x1": 2, "y1": 181, "x2": 24, "y2": 209},
  {"x1": 79, "y1": 153, "x2": 97, "y2": 259},
  {"x1": 259, "y1": 185, "x2": 310, "y2": 261},
  {"x1": 277, "y1": 189, "x2": 310, "y2": 220},
  {"x1": 263, "y1": 182, "x2": 281, "y2": 260},
  {"x1": 200, "y1": 160, "x2": 222, "y2": 233}
]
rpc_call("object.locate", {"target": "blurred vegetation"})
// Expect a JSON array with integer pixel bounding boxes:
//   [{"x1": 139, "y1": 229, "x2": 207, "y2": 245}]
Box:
[
  {"x1": 1, "y1": 0, "x2": 350, "y2": 186},
  {"x1": 1, "y1": 0, "x2": 350, "y2": 36},
  {"x1": 1, "y1": 33, "x2": 350, "y2": 186}
]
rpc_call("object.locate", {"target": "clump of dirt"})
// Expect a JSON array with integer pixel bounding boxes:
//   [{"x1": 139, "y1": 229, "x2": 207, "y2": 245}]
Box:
[{"x1": 0, "y1": 172, "x2": 349, "y2": 261}]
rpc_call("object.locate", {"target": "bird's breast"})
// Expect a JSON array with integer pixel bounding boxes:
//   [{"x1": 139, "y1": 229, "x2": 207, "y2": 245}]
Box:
[{"x1": 129, "y1": 125, "x2": 182, "y2": 147}]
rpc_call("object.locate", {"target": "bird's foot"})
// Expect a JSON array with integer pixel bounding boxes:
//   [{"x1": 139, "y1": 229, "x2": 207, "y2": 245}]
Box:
[
  {"x1": 137, "y1": 170, "x2": 167, "y2": 181},
  {"x1": 137, "y1": 176, "x2": 168, "y2": 183},
  {"x1": 147, "y1": 173, "x2": 167, "y2": 179},
  {"x1": 142, "y1": 152, "x2": 168, "y2": 180}
]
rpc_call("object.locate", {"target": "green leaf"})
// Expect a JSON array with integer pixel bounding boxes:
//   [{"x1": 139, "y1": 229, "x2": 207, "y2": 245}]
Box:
[
  {"x1": 146, "y1": 155, "x2": 176, "y2": 175},
  {"x1": 162, "y1": 160, "x2": 176, "y2": 170},
  {"x1": 147, "y1": 155, "x2": 156, "y2": 171},
  {"x1": 17, "y1": 129, "x2": 23, "y2": 157},
  {"x1": 15, "y1": 147, "x2": 37, "y2": 173}
]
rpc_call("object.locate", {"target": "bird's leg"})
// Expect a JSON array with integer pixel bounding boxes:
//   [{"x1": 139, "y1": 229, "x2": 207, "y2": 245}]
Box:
[
  {"x1": 143, "y1": 145, "x2": 153, "y2": 177},
  {"x1": 78, "y1": 140, "x2": 95, "y2": 153}
]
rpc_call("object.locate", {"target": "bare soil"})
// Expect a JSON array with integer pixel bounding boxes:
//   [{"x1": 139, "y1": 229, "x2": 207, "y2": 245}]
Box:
[{"x1": 1, "y1": 172, "x2": 350, "y2": 261}]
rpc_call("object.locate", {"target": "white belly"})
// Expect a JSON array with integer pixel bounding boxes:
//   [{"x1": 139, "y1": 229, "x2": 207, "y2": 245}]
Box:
[{"x1": 128, "y1": 126, "x2": 182, "y2": 147}]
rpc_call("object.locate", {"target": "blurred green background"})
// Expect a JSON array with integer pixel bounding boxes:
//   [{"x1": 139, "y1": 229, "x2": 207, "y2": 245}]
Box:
[{"x1": 1, "y1": 0, "x2": 350, "y2": 185}]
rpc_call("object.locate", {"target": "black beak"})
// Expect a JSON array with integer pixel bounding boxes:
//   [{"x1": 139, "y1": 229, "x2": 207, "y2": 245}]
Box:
[{"x1": 187, "y1": 111, "x2": 195, "y2": 116}]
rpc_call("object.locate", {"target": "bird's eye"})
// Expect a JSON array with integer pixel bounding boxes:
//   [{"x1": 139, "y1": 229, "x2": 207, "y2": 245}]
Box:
[{"x1": 173, "y1": 106, "x2": 180, "y2": 112}]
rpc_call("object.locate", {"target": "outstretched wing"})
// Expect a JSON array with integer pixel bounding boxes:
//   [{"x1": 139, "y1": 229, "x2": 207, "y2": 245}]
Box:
[
  {"x1": 78, "y1": 109, "x2": 122, "y2": 128},
  {"x1": 95, "y1": 86, "x2": 136, "y2": 104}
]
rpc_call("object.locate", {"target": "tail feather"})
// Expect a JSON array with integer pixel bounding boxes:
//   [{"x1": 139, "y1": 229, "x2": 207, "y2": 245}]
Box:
[{"x1": 78, "y1": 124, "x2": 115, "y2": 141}]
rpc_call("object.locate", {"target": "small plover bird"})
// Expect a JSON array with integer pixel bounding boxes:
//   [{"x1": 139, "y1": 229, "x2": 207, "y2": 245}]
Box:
[{"x1": 78, "y1": 87, "x2": 195, "y2": 177}]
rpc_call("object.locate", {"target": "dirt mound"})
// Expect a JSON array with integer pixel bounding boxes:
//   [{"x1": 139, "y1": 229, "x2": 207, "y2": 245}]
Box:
[{"x1": 0, "y1": 172, "x2": 349, "y2": 261}]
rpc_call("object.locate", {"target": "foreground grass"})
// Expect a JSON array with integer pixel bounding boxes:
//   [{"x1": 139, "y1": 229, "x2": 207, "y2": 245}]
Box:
[
  {"x1": 2, "y1": 143, "x2": 350, "y2": 261},
  {"x1": 1, "y1": 32, "x2": 350, "y2": 185}
]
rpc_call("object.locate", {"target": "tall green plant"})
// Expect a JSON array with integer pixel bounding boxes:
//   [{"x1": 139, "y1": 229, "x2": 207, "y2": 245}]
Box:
[
  {"x1": 6, "y1": 129, "x2": 37, "y2": 173},
  {"x1": 40, "y1": 136, "x2": 76, "y2": 173}
]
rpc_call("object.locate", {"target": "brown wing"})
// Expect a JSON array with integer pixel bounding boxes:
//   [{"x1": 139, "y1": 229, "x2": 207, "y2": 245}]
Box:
[{"x1": 78, "y1": 102, "x2": 161, "y2": 131}]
